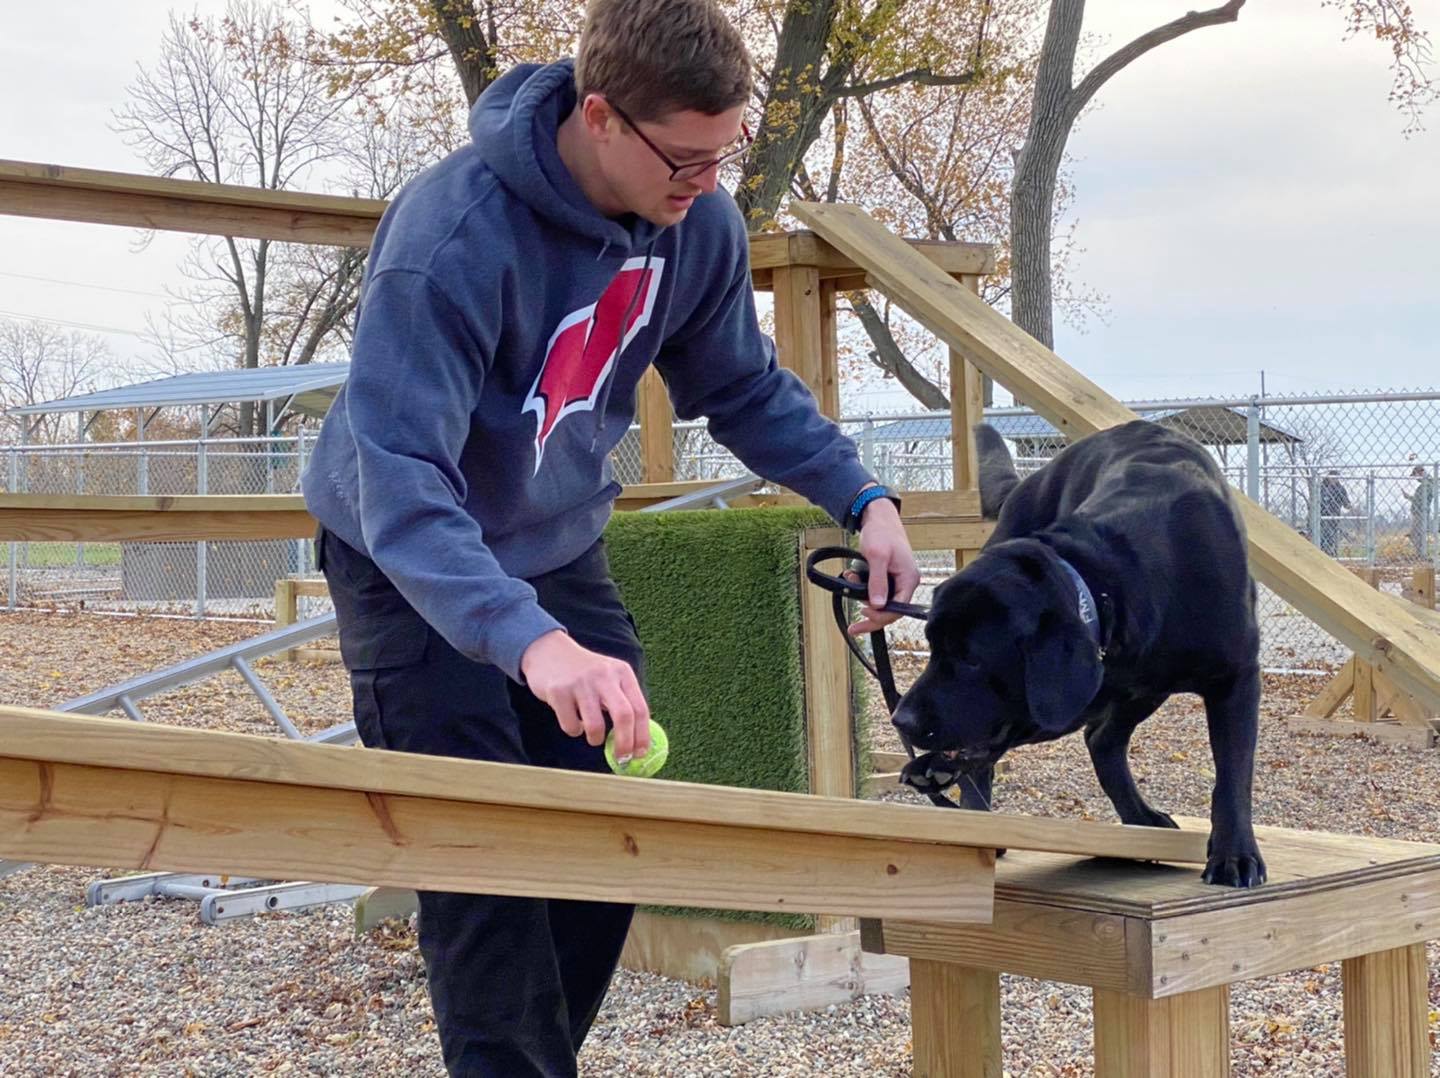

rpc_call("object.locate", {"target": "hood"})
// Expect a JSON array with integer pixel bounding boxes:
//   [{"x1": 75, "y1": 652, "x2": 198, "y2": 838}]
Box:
[{"x1": 468, "y1": 59, "x2": 664, "y2": 254}]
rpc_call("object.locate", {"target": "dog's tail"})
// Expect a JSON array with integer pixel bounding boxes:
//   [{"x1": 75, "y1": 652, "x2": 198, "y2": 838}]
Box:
[{"x1": 975, "y1": 423, "x2": 1020, "y2": 519}]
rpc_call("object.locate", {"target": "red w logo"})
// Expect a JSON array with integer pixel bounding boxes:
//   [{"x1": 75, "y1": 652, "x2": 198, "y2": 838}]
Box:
[{"x1": 522, "y1": 256, "x2": 665, "y2": 474}]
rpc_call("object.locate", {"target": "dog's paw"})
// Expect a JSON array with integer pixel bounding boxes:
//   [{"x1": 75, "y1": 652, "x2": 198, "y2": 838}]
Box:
[
  {"x1": 1202, "y1": 838, "x2": 1267, "y2": 888},
  {"x1": 1128, "y1": 807, "x2": 1179, "y2": 830}
]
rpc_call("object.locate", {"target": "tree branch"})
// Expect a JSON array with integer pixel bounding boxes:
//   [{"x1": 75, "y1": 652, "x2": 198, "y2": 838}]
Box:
[
  {"x1": 837, "y1": 66, "x2": 980, "y2": 98},
  {"x1": 1068, "y1": 0, "x2": 1246, "y2": 122}
]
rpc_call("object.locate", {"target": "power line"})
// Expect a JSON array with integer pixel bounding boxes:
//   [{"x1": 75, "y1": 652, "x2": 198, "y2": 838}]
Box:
[
  {"x1": 0, "y1": 307, "x2": 152, "y2": 339},
  {"x1": 0, "y1": 269, "x2": 174, "y2": 300}
]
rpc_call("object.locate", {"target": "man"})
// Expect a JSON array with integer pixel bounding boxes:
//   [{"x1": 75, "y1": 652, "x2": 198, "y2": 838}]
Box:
[
  {"x1": 1319, "y1": 470, "x2": 1350, "y2": 557},
  {"x1": 300, "y1": 0, "x2": 919, "y2": 1073},
  {"x1": 1409, "y1": 464, "x2": 1435, "y2": 559}
]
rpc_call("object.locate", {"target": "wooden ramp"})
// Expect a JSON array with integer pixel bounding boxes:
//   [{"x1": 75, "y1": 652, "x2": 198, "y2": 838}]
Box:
[
  {"x1": 791, "y1": 202, "x2": 1440, "y2": 713},
  {"x1": 0, "y1": 708, "x2": 1208, "y2": 923}
]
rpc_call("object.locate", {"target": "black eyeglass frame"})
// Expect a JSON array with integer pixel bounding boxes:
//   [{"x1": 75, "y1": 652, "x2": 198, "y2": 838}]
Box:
[{"x1": 608, "y1": 100, "x2": 752, "y2": 183}]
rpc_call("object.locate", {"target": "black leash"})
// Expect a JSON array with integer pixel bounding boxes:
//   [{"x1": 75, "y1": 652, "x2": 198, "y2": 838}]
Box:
[{"x1": 804, "y1": 547, "x2": 966, "y2": 810}]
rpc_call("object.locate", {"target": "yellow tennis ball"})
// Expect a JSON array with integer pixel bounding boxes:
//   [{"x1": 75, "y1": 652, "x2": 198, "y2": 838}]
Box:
[{"x1": 605, "y1": 719, "x2": 669, "y2": 778}]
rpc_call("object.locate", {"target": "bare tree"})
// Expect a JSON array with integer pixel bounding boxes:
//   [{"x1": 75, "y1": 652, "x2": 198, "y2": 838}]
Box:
[
  {"x1": 0, "y1": 319, "x2": 114, "y2": 444},
  {"x1": 1010, "y1": 0, "x2": 1436, "y2": 349},
  {"x1": 114, "y1": 0, "x2": 362, "y2": 436}
]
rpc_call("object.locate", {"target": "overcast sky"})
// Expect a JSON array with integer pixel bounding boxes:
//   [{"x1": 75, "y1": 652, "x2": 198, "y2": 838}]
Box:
[{"x1": 1, "y1": 0, "x2": 1436, "y2": 413}]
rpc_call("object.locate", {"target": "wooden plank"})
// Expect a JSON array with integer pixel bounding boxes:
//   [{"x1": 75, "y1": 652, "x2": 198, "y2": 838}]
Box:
[
  {"x1": 0, "y1": 161, "x2": 995, "y2": 275},
  {"x1": 1303, "y1": 657, "x2": 1355, "y2": 718},
  {"x1": 0, "y1": 495, "x2": 316, "y2": 542},
  {"x1": 637, "y1": 368, "x2": 675, "y2": 483},
  {"x1": 950, "y1": 346, "x2": 985, "y2": 495},
  {"x1": 352, "y1": 886, "x2": 418, "y2": 934},
  {"x1": 290, "y1": 578, "x2": 330, "y2": 598},
  {"x1": 716, "y1": 930, "x2": 909, "y2": 1025},
  {"x1": 747, "y1": 230, "x2": 994, "y2": 278},
  {"x1": 772, "y1": 265, "x2": 827, "y2": 413},
  {"x1": 1341, "y1": 943, "x2": 1432, "y2": 1077},
  {"x1": 910, "y1": 960, "x2": 1001, "y2": 1078},
  {"x1": 876, "y1": 821, "x2": 1440, "y2": 924},
  {"x1": 620, "y1": 911, "x2": 795, "y2": 985},
  {"x1": 1092, "y1": 985, "x2": 1232, "y2": 1077},
  {"x1": 292, "y1": 648, "x2": 342, "y2": 665},
  {"x1": 0, "y1": 708, "x2": 1211, "y2": 863},
  {"x1": 801, "y1": 531, "x2": 856, "y2": 803},
  {"x1": 1353, "y1": 656, "x2": 1377, "y2": 721},
  {"x1": 1282, "y1": 715, "x2": 1436, "y2": 750},
  {"x1": 0, "y1": 755, "x2": 993, "y2": 923},
  {"x1": 1145, "y1": 865, "x2": 1440, "y2": 997},
  {"x1": 1407, "y1": 566, "x2": 1436, "y2": 609},
  {"x1": 866, "y1": 898, "x2": 1137, "y2": 994},
  {"x1": 273, "y1": 578, "x2": 297, "y2": 663},
  {"x1": 790, "y1": 201, "x2": 1440, "y2": 713},
  {"x1": 803, "y1": 516, "x2": 992, "y2": 555},
  {"x1": 819, "y1": 280, "x2": 841, "y2": 419}
]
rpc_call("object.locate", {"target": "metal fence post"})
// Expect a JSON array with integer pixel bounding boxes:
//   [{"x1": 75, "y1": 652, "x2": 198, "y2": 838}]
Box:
[
  {"x1": 196, "y1": 406, "x2": 209, "y2": 618},
  {"x1": 1245, "y1": 397, "x2": 1261, "y2": 503},
  {"x1": 860, "y1": 416, "x2": 874, "y2": 472},
  {"x1": 7, "y1": 448, "x2": 17, "y2": 610},
  {"x1": 1365, "y1": 471, "x2": 1376, "y2": 566},
  {"x1": 1309, "y1": 470, "x2": 1322, "y2": 550}
]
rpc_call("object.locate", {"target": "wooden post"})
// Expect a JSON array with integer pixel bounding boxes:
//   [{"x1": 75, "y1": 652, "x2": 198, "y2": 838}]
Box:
[
  {"x1": 273, "y1": 577, "x2": 297, "y2": 662},
  {"x1": 818, "y1": 279, "x2": 841, "y2": 418},
  {"x1": 911, "y1": 960, "x2": 1001, "y2": 1078},
  {"x1": 1406, "y1": 566, "x2": 1436, "y2": 609},
  {"x1": 1092, "y1": 984, "x2": 1231, "y2": 1077},
  {"x1": 772, "y1": 265, "x2": 828, "y2": 414},
  {"x1": 951, "y1": 274, "x2": 986, "y2": 570},
  {"x1": 637, "y1": 369, "x2": 674, "y2": 483},
  {"x1": 801, "y1": 527, "x2": 858, "y2": 934},
  {"x1": 1342, "y1": 944, "x2": 1431, "y2": 1077}
]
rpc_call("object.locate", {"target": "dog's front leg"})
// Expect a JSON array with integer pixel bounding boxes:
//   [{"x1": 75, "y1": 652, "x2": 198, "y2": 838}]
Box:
[
  {"x1": 1083, "y1": 696, "x2": 1175, "y2": 828},
  {"x1": 957, "y1": 763, "x2": 995, "y2": 812},
  {"x1": 1200, "y1": 669, "x2": 1267, "y2": 887}
]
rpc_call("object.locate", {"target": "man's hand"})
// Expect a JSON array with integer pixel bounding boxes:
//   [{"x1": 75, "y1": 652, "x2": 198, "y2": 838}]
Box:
[
  {"x1": 520, "y1": 631, "x2": 651, "y2": 762},
  {"x1": 847, "y1": 495, "x2": 921, "y2": 636}
]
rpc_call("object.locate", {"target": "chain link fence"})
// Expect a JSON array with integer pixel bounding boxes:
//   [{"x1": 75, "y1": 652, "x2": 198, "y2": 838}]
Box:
[{"x1": 7, "y1": 389, "x2": 1438, "y2": 672}]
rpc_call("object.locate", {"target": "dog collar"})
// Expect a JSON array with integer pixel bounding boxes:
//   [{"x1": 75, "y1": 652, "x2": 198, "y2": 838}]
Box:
[{"x1": 1055, "y1": 556, "x2": 1104, "y2": 656}]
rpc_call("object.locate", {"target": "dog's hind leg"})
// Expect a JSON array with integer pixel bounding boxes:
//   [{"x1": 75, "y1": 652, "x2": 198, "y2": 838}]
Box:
[
  {"x1": 1199, "y1": 668, "x2": 1267, "y2": 888},
  {"x1": 1083, "y1": 696, "x2": 1177, "y2": 829}
]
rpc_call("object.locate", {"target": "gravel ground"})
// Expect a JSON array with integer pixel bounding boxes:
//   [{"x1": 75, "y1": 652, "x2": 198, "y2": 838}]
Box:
[{"x1": 2, "y1": 608, "x2": 1439, "y2": 1076}]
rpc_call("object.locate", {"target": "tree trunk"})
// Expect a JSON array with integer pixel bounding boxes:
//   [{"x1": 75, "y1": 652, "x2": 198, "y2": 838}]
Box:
[
  {"x1": 848, "y1": 293, "x2": 951, "y2": 410},
  {"x1": 1009, "y1": 0, "x2": 1083, "y2": 349},
  {"x1": 430, "y1": 0, "x2": 496, "y2": 107}
]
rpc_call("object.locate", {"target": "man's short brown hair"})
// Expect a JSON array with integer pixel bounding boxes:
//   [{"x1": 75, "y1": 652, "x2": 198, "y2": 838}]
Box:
[{"x1": 575, "y1": 0, "x2": 753, "y2": 122}]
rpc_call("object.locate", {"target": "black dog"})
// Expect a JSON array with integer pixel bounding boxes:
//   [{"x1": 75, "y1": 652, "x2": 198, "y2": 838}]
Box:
[{"x1": 893, "y1": 420, "x2": 1266, "y2": 887}]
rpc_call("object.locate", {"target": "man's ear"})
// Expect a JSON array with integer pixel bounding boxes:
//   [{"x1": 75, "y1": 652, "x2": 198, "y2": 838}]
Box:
[{"x1": 1022, "y1": 617, "x2": 1103, "y2": 731}]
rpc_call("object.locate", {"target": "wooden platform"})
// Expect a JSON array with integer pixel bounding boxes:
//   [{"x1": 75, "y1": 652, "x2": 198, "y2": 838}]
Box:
[{"x1": 863, "y1": 821, "x2": 1440, "y2": 1076}]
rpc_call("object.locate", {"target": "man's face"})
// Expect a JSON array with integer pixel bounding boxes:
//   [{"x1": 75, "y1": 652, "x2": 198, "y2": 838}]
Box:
[{"x1": 588, "y1": 97, "x2": 747, "y2": 227}]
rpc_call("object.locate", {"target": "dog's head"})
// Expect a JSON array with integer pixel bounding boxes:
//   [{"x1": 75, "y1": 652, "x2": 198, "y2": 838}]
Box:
[{"x1": 892, "y1": 541, "x2": 1104, "y2": 768}]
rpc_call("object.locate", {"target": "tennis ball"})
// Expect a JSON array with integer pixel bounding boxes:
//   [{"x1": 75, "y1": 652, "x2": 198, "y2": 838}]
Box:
[{"x1": 604, "y1": 718, "x2": 669, "y2": 778}]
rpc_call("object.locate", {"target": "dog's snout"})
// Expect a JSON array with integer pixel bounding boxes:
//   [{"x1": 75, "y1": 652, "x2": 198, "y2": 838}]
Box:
[{"x1": 891, "y1": 703, "x2": 922, "y2": 741}]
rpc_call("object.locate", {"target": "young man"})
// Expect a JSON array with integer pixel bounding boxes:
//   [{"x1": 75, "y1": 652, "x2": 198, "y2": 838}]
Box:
[{"x1": 301, "y1": 0, "x2": 919, "y2": 1072}]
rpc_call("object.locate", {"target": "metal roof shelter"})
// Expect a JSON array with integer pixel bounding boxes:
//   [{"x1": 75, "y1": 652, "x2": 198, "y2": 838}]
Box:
[
  {"x1": 865, "y1": 405, "x2": 1305, "y2": 459},
  {"x1": 6, "y1": 363, "x2": 349, "y2": 434}
]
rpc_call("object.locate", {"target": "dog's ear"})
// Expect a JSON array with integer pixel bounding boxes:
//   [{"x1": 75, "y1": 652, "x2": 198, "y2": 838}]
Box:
[
  {"x1": 975, "y1": 424, "x2": 1020, "y2": 520},
  {"x1": 1021, "y1": 617, "x2": 1103, "y2": 731}
]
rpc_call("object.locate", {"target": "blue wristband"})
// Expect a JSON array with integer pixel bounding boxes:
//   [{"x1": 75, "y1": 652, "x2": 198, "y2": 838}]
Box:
[{"x1": 846, "y1": 485, "x2": 899, "y2": 532}]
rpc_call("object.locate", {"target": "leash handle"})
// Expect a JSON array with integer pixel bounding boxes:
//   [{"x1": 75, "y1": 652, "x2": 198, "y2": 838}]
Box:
[{"x1": 804, "y1": 547, "x2": 930, "y2": 621}]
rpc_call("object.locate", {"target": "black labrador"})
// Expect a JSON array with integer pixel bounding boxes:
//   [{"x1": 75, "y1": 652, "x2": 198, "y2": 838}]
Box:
[{"x1": 892, "y1": 420, "x2": 1266, "y2": 887}]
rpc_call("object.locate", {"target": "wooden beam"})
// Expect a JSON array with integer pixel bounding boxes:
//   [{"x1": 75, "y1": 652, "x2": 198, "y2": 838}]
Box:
[
  {"x1": 0, "y1": 160, "x2": 384, "y2": 248},
  {"x1": 790, "y1": 200, "x2": 1440, "y2": 713},
  {"x1": 0, "y1": 161, "x2": 995, "y2": 282},
  {"x1": 1342, "y1": 944, "x2": 1432, "y2": 1077},
  {"x1": 772, "y1": 265, "x2": 828, "y2": 412},
  {"x1": 716, "y1": 930, "x2": 909, "y2": 1026},
  {"x1": 1092, "y1": 984, "x2": 1232, "y2": 1077},
  {"x1": 0, "y1": 707, "x2": 1210, "y2": 864},
  {"x1": 910, "y1": 960, "x2": 1001, "y2": 1078},
  {"x1": 0, "y1": 711, "x2": 992, "y2": 922},
  {"x1": 801, "y1": 531, "x2": 856, "y2": 801},
  {"x1": 0, "y1": 493, "x2": 315, "y2": 542},
  {"x1": 637, "y1": 368, "x2": 675, "y2": 483}
]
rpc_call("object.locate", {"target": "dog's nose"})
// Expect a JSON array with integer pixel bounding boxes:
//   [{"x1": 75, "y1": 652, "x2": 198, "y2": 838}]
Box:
[{"x1": 891, "y1": 704, "x2": 922, "y2": 741}]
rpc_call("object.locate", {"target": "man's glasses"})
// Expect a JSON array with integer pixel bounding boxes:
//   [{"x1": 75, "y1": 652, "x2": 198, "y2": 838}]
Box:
[{"x1": 608, "y1": 100, "x2": 752, "y2": 183}]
